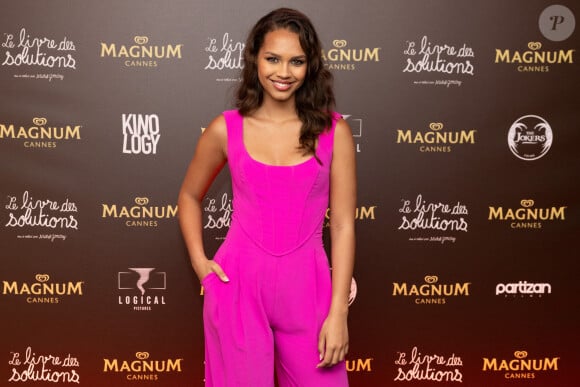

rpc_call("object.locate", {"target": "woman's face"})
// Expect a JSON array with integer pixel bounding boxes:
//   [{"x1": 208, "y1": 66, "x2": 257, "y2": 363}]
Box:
[{"x1": 256, "y1": 28, "x2": 307, "y2": 104}]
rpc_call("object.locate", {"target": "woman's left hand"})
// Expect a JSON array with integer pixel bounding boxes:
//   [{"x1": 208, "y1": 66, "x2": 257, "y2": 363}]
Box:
[{"x1": 317, "y1": 312, "x2": 349, "y2": 368}]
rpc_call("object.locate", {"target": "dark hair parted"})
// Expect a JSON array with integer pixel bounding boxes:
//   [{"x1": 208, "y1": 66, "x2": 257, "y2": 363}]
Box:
[{"x1": 236, "y1": 8, "x2": 335, "y2": 158}]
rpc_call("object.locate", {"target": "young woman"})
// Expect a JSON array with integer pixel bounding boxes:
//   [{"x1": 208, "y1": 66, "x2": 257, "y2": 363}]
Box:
[{"x1": 178, "y1": 8, "x2": 356, "y2": 386}]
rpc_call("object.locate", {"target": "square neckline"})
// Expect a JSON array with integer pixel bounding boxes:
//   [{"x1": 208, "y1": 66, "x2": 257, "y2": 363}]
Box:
[{"x1": 240, "y1": 116, "x2": 317, "y2": 168}]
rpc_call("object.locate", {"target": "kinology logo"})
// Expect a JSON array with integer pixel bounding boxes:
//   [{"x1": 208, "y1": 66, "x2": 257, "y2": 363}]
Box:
[
  {"x1": 394, "y1": 346, "x2": 463, "y2": 382},
  {"x1": 322, "y1": 39, "x2": 381, "y2": 71},
  {"x1": 488, "y1": 199, "x2": 566, "y2": 229},
  {"x1": 100, "y1": 35, "x2": 183, "y2": 67},
  {"x1": 122, "y1": 114, "x2": 160, "y2": 155},
  {"x1": 1, "y1": 27, "x2": 77, "y2": 81},
  {"x1": 101, "y1": 197, "x2": 177, "y2": 227},
  {"x1": 392, "y1": 275, "x2": 471, "y2": 305},
  {"x1": 507, "y1": 115, "x2": 553, "y2": 161},
  {"x1": 103, "y1": 351, "x2": 183, "y2": 382},
  {"x1": 397, "y1": 122, "x2": 477, "y2": 153},
  {"x1": 482, "y1": 350, "x2": 559, "y2": 380},
  {"x1": 496, "y1": 281, "x2": 552, "y2": 298},
  {"x1": 0, "y1": 117, "x2": 82, "y2": 148},
  {"x1": 403, "y1": 35, "x2": 475, "y2": 87},
  {"x1": 8, "y1": 347, "x2": 80, "y2": 383},
  {"x1": 2, "y1": 274, "x2": 84, "y2": 304},
  {"x1": 117, "y1": 268, "x2": 166, "y2": 311}
]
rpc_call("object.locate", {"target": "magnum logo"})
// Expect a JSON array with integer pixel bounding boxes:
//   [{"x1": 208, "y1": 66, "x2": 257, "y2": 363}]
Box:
[
  {"x1": 101, "y1": 197, "x2": 177, "y2": 227},
  {"x1": 103, "y1": 352, "x2": 183, "y2": 381},
  {"x1": 397, "y1": 122, "x2": 476, "y2": 153},
  {"x1": 495, "y1": 41, "x2": 575, "y2": 72},
  {"x1": 2, "y1": 274, "x2": 84, "y2": 304},
  {"x1": 0, "y1": 117, "x2": 81, "y2": 148},
  {"x1": 322, "y1": 40, "x2": 380, "y2": 71},
  {"x1": 488, "y1": 199, "x2": 566, "y2": 229},
  {"x1": 324, "y1": 205, "x2": 376, "y2": 227},
  {"x1": 100, "y1": 36, "x2": 183, "y2": 67},
  {"x1": 483, "y1": 350, "x2": 559, "y2": 379},
  {"x1": 346, "y1": 358, "x2": 373, "y2": 372},
  {"x1": 393, "y1": 275, "x2": 471, "y2": 305}
]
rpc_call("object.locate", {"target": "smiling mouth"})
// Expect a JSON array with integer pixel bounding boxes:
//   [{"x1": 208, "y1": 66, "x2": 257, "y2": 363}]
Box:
[{"x1": 271, "y1": 80, "x2": 293, "y2": 91}]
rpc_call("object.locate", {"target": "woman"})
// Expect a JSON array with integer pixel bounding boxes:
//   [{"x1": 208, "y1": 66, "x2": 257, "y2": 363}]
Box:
[{"x1": 178, "y1": 8, "x2": 356, "y2": 386}]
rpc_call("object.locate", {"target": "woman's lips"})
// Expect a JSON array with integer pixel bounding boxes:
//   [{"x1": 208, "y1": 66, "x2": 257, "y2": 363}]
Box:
[{"x1": 271, "y1": 80, "x2": 293, "y2": 91}]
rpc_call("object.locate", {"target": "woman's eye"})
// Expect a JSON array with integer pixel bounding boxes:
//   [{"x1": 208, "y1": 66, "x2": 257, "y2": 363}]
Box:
[
  {"x1": 266, "y1": 57, "x2": 279, "y2": 63},
  {"x1": 291, "y1": 59, "x2": 305, "y2": 66}
]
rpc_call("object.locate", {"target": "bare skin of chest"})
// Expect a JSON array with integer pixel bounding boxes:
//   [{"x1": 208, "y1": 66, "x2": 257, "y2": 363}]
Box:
[{"x1": 243, "y1": 116, "x2": 313, "y2": 166}]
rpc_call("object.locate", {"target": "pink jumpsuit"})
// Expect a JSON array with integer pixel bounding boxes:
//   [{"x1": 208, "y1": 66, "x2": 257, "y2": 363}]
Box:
[{"x1": 201, "y1": 110, "x2": 349, "y2": 387}]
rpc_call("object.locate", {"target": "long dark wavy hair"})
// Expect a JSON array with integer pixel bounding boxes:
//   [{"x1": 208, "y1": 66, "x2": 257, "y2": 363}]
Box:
[{"x1": 236, "y1": 8, "x2": 335, "y2": 158}]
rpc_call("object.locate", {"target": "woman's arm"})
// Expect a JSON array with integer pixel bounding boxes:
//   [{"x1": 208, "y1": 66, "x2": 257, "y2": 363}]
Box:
[
  {"x1": 177, "y1": 114, "x2": 230, "y2": 283},
  {"x1": 318, "y1": 118, "x2": 357, "y2": 367}
]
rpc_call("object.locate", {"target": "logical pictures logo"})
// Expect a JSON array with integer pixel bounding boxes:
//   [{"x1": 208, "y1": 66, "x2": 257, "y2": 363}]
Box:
[
  {"x1": 101, "y1": 196, "x2": 177, "y2": 227},
  {"x1": 0, "y1": 117, "x2": 82, "y2": 148},
  {"x1": 204, "y1": 32, "x2": 244, "y2": 82},
  {"x1": 507, "y1": 115, "x2": 553, "y2": 161},
  {"x1": 539, "y1": 5, "x2": 576, "y2": 42},
  {"x1": 2, "y1": 274, "x2": 84, "y2": 304},
  {"x1": 8, "y1": 347, "x2": 80, "y2": 383},
  {"x1": 394, "y1": 346, "x2": 463, "y2": 382},
  {"x1": 322, "y1": 39, "x2": 381, "y2": 71},
  {"x1": 103, "y1": 351, "x2": 183, "y2": 382},
  {"x1": 488, "y1": 199, "x2": 566, "y2": 229},
  {"x1": 1, "y1": 27, "x2": 77, "y2": 81},
  {"x1": 482, "y1": 350, "x2": 559, "y2": 380},
  {"x1": 402, "y1": 36, "x2": 475, "y2": 87},
  {"x1": 117, "y1": 268, "x2": 166, "y2": 311},
  {"x1": 392, "y1": 275, "x2": 471, "y2": 305},
  {"x1": 397, "y1": 122, "x2": 477, "y2": 153},
  {"x1": 122, "y1": 114, "x2": 160, "y2": 155},
  {"x1": 4, "y1": 191, "x2": 79, "y2": 241},
  {"x1": 496, "y1": 281, "x2": 552, "y2": 298},
  {"x1": 398, "y1": 194, "x2": 469, "y2": 244},
  {"x1": 343, "y1": 114, "x2": 363, "y2": 153},
  {"x1": 100, "y1": 36, "x2": 183, "y2": 68}
]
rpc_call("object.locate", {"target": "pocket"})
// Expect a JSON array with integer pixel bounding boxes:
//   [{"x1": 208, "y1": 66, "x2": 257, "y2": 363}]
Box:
[{"x1": 201, "y1": 272, "x2": 219, "y2": 288}]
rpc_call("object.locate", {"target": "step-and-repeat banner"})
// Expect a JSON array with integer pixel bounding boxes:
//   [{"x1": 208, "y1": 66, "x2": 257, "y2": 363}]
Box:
[{"x1": 1, "y1": 0, "x2": 578, "y2": 385}]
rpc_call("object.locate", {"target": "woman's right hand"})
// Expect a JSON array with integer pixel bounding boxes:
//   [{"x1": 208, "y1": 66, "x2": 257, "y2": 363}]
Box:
[{"x1": 196, "y1": 259, "x2": 230, "y2": 284}]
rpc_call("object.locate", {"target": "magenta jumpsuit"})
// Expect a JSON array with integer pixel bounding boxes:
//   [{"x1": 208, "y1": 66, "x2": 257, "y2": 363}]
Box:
[{"x1": 201, "y1": 110, "x2": 349, "y2": 387}]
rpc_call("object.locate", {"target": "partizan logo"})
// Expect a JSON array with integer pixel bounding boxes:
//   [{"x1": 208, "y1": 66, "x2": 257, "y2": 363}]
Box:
[
  {"x1": 100, "y1": 36, "x2": 183, "y2": 68},
  {"x1": 482, "y1": 350, "x2": 559, "y2": 380},
  {"x1": 397, "y1": 122, "x2": 476, "y2": 153},
  {"x1": 103, "y1": 351, "x2": 183, "y2": 382},
  {"x1": 2, "y1": 274, "x2": 84, "y2": 304},
  {"x1": 322, "y1": 39, "x2": 380, "y2": 71},
  {"x1": 496, "y1": 281, "x2": 552, "y2": 298},
  {"x1": 0, "y1": 117, "x2": 82, "y2": 148},
  {"x1": 101, "y1": 197, "x2": 177, "y2": 227},
  {"x1": 508, "y1": 115, "x2": 553, "y2": 161},
  {"x1": 488, "y1": 199, "x2": 566, "y2": 229},
  {"x1": 392, "y1": 275, "x2": 471, "y2": 305}
]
